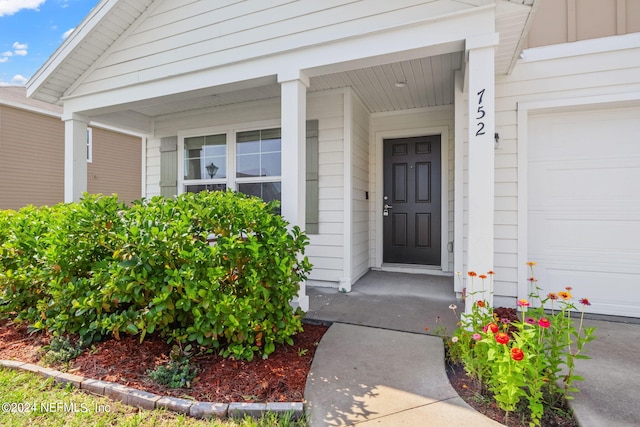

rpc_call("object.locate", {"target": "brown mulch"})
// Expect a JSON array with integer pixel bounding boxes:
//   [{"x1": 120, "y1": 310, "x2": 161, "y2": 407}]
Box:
[{"x1": 0, "y1": 318, "x2": 328, "y2": 403}]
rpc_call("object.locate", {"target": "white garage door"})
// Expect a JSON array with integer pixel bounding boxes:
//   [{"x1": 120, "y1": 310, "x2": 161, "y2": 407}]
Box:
[{"x1": 528, "y1": 105, "x2": 640, "y2": 318}]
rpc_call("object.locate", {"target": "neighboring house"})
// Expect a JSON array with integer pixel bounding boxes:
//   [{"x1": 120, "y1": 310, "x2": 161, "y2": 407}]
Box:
[
  {"x1": 0, "y1": 86, "x2": 143, "y2": 209},
  {"x1": 26, "y1": 0, "x2": 640, "y2": 317}
]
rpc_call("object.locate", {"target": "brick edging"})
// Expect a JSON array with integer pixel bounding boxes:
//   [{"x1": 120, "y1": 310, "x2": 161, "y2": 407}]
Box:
[{"x1": 0, "y1": 360, "x2": 304, "y2": 420}]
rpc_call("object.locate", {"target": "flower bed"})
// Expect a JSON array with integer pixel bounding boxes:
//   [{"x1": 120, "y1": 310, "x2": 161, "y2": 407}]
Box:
[{"x1": 443, "y1": 263, "x2": 596, "y2": 426}]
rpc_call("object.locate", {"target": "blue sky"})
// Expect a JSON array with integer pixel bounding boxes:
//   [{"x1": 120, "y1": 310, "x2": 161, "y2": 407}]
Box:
[{"x1": 0, "y1": 0, "x2": 100, "y2": 86}]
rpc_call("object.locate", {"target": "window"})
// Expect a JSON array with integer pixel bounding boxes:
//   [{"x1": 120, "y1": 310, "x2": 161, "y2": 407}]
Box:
[
  {"x1": 86, "y1": 128, "x2": 93, "y2": 162},
  {"x1": 181, "y1": 127, "x2": 281, "y2": 203},
  {"x1": 235, "y1": 128, "x2": 281, "y2": 203},
  {"x1": 178, "y1": 121, "x2": 317, "y2": 233},
  {"x1": 183, "y1": 133, "x2": 227, "y2": 192}
]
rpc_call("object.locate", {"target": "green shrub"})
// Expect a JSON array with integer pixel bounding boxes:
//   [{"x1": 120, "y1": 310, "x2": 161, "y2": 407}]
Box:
[
  {"x1": 0, "y1": 191, "x2": 311, "y2": 361},
  {"x1": 41, "y1": 335, "x2": 87, "y2": 367},
  {"x1": 0, "y1": 205, "x2": 53, "y2": 319}
]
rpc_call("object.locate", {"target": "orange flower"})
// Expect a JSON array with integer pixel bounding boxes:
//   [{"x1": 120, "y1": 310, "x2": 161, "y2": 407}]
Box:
[
  {"x1": 565, "y1": 286, "x2": 573, "y2": 291},
  {"x1": 547, "y1": 293, "x2": 558, "y2": 301},
  {"x1": 468, "y1": 271, "x2": 477, "y2": 277},
  {"x1": 526, "y1": 261, "x2": 536, "y2": 267},
  {"x1": 558, "y1": 291, "x2": 572, "y2": 300},
  {"x1": 487, "y1": 270, "x2": 495, "y2": 275},
  {"x1": 477, "y1": 300, "x2": 486, "y2": 308},
  {"x1": 478, "y1": 274, "x2": 487, "y2": 279}
]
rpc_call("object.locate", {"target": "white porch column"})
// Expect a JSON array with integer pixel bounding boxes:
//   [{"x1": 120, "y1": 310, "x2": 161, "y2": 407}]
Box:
[
  {"x1": 278, "y1": 71, "x2": 310, "y2": 312},
  {"x1": 466, "y1": 35, "x2": 498, "y2": 311},
  {"x1": 63, "y1": 114, "x2": 90, "y2": 202}
]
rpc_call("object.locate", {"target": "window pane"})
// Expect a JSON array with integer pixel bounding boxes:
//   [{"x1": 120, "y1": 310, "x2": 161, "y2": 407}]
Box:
[
  {"x1": 235, "y1": 128, "x2": 281, "y2": 178},
  {"x1": 237, "y1": 154, "x2": 260, "y2": 177},
  {"x1": 185, "y1": 184, "x2": 227, "y2": 193},
  {"x1": 262, "y1": 137, "x2": 281, "y2": 153},
  {"x1": 261, "y1": 153, "x2": 281, "y2": 176},
  {"x1": 238, "y1": 182, "x2": 281, "y2": 204},
  {"x1": 184, "y1": 134, "x2": 226, "y2": 180}
]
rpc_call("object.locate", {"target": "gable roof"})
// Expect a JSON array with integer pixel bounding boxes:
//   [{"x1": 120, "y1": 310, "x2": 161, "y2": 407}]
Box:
[
  {"x1": 27, "y1": 0, "x2": 153, "y2": 104},
  {"x1": 26, "y1": 0, "x2": 537, "y2": 124}
]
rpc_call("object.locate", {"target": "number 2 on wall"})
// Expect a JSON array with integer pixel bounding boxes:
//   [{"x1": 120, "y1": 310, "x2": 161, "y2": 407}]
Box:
[{"x1": 476, "y1": 88, "x2": 486, "y2": 137}]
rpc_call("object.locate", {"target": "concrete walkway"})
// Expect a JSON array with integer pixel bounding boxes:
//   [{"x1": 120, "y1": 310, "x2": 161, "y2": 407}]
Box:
[
  {"x1": 305, "y1": 270, "x2": 460, "y2": 335},
  {"x1": 305, "y1": 323, "x2": 503, "y2": 426},
  {"x1": 304, "y1": 270, "x2": 640, "y2": 426}
]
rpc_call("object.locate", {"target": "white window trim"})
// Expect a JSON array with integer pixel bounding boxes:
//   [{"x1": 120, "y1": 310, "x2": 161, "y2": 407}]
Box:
[
  {"x1": 86, "y1": 127, "x2": 93, "y2": 163},
  {"x1": 177, "y1": 119, "x2": 281, "y2": 195}
]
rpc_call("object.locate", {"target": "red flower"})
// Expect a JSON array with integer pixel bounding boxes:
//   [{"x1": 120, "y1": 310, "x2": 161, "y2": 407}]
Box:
[
  {"x1": 477, "y1": 300, "x2": 486, "y2": 308},
  {"x1": 547, "y1": 293, "x2": 558, "y2": 301},
  {"x1": 511, "y1": 347, "x2": 525, "y2": 361},
  {"x1": 565, "y1": 286, "x2": 573, "y2": 291},
  {"x1": 538, "y1": 318, "x2": 551, "y2": 328},
  {"x1": 580, "y1": 298, "x2": 591, "y2": 306},
  {"x1": 483, "y1": 323, "x2": 499, "y2": 334},
  {"x1": 495, "y1": 333, "x2": 509, "y2": 345},
  {"x1": 487, "y1": 270, "x2": 495, "y2": 275},
  {"x1": 468, "y1": 271, "x2": 477, "y2": 277}
]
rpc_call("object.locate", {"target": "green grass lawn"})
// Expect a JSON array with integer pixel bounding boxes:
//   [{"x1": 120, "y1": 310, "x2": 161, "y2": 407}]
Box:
[{"x1": 0, "y1": 368, "x2": 306, "y2": 427}]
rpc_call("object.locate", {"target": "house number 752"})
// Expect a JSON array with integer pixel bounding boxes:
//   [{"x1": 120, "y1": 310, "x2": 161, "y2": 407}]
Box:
[{"x1": 475, "y1": 88, "x2": 486, "y2": 137}]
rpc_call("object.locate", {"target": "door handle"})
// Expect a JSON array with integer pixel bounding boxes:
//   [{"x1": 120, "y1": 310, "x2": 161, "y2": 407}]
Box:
[{"x1": 384, "y1": 204, "x2": 393, "y2": 209}]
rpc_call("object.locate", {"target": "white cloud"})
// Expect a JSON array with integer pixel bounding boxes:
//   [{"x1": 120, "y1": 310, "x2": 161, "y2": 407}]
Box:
[
  {"x1": 0, "y1": 57, "x2": 8, "y2": 63},
  {"x1": 4, "y1": 42, "x2": 28, "y2": 57},
  {"x1": 0, "y1": 75, "x2": 29, "y2": 86},
  {"x1": 11, "y1": 75, "x2": 28, "y2": 85},
  {"x1": 0, "y1": 0, "x2": 46, "y2": 17},
  {"x1": 62, "y1": 28, "x2": 75, "y2": 40}
]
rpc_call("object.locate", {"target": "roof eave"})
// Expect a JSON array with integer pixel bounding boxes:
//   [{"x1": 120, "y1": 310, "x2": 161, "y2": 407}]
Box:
[{"x1": 25, "y1": 0, "x2": 119, "y2": 103}]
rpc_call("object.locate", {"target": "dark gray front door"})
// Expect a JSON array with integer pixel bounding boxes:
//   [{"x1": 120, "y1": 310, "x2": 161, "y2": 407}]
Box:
[{"x1": 383, "y1": 136, "x2": 441, "y2": 265}]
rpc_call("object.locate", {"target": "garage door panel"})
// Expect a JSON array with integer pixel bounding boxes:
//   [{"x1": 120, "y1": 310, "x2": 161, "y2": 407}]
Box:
[
  {"x1": 530, "y1": 266, "x2": 639, "y2": 318},
  {"x1": 528, "y1": 106, "x2": 640, "y2": 318},
  {"x1": 528, "y1": 109, "x2": 640, "y2": 161},
  {"x1": 529, "y1": 159, "x2": 640, "y2": 204},
  {"x1": 529, "y1": 214, "x2": 640, "y2": 254}
]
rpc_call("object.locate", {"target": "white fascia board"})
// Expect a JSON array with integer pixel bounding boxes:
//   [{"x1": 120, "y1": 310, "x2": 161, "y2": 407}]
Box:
[
  {"x1": 520, "y1": 32, "x2": 640, "y2": 63},
  {"x1": 59, "y1": 5, "x2": 495, "y2": 115},
  {"x1": 26, "y1": 0, "x2": 120, "y2": 98}
]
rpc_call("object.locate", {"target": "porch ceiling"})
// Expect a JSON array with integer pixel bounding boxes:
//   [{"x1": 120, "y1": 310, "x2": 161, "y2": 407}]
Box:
[{"x1": 127, "y1": 52, "x2": 464, "y2": 118}]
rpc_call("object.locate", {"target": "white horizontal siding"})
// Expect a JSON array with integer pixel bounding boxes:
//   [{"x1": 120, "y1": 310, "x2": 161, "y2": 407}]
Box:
[
  {"x1": 75, "y1": 0, "x2": 474, "y2": 95},
  {"x1": 307, "y1": 90, "x2": 346, "y2": 284},
  {"x1": 351, "y1": 90, "x2": 371, "y2": 281}
]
